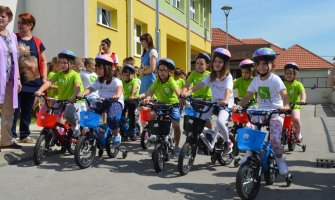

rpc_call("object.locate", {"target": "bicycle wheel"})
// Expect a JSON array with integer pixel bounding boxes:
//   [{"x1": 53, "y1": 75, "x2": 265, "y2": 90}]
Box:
[
  {"x1": 140, "y1": 127, "x2": 151, "y2": 150},
  {"x1": 106, "y1": 135, "x2": 120, "y2": 158},
  {"x1": 152, "y1": 143, "x2": 165, "y2": 173},
  {"x1": 217, "y1": 135, "x2": 236, "y2": 166},
  {"x1": 74, "y1": 136, "x2": 96, "y2": 169},
  {"x1": 288, "y1": 130, "x2": 296, "y2": 151},
  {"x1": 236, "y1": 161, "x2": 261, "y2": 200},
  {"x1": 264, "y1": 157, "x2": 277, "y2": 185},
  {"x1": 33, "y1": 129, "x2": 52, "y2": 165},
  {"x1": 178, "y1": 142, "x2": 196, "y2": 175}
]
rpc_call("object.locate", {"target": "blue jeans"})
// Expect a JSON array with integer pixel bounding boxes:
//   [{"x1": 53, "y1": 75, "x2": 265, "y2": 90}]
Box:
[{"x1": 11, "y1": 92, "x2": 35, "y2": 139}]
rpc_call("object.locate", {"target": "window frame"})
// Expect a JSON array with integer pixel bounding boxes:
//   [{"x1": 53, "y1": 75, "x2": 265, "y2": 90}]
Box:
[
  {"x1": 134, "y1": 23, "x2": 143, "y2": 57},
  {"x1": 97, "y1": 6, "x2": 111, "y2": 28}
]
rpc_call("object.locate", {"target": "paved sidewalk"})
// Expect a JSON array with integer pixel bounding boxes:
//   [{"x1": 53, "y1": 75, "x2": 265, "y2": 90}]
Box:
[{"x1": 0, "y1": 123, "x2": 41, "y2": 167}]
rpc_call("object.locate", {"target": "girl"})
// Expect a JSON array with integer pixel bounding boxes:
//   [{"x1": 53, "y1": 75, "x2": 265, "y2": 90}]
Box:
[
  {"x1": 47, "y1": 56, "x2": 59, "y2": 98},
  {"x1": 182, "y1": 48, "x2": 234, "y2": 154},
  {"x1": 283, "y1": 62, "x2": 306, "y2": 143},
  {"x1": 81, "y1": 55, "x2": 124, "y2": 146},
  {"x1": 98, "y1": 38, "x2": 119, "y2": 68},
  {"x1": 181, "y1": 52, "x2": 212, "y2": 128},
  {"x1": 232, "y1": 47, "x2": 290, "y2": 175}
]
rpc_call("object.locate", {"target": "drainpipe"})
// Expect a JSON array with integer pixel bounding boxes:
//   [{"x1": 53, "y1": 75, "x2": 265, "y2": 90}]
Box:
[
  {"x1": 127, "y1": 0, "x2": 133, "y2": 57},
  {"x1": 186, "y1": 0, "x2": 191, "y2": 73},
  {"x1": 155, "y1": 0, "x2": 160, "y2": 59}
]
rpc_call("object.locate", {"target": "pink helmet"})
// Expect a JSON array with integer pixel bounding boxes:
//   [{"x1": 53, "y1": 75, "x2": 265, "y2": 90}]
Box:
[
  {"x1": 213, "y1": 48, "x2": 231, "y2": 61},
  {"x1": 95, "y1": 54, "x2": 114, "y2": 66},
  {"x1": 239, "y1": 59, "x2": 254, "y2": 69}
]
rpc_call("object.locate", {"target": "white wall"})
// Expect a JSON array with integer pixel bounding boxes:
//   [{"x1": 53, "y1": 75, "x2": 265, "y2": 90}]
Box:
[{"x1": 23, "y1": 0, "x2": 85, "y2": 61}]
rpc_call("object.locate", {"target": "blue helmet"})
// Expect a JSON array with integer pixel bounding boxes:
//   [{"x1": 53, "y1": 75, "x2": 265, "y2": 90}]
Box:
[
  {"x1": 157, "y1": 58, "x2": 176, "y2": 70},
  {"x1": 122, "y1": 64, "x2": 135, "y2": 73},
  {"x1": 252, "y1": 48, "x2": 276, "y2": 62},
  {"x1": 196, "y1": 52, "x2": 211, "y2": 64},
  {"x1": 58, "y1": 50, "x2": 76, "y2": 61}
]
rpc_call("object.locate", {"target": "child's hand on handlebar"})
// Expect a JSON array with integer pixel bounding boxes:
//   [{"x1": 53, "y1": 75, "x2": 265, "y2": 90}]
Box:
[
  {"x1": 231, "y1": 104, "x2": 242, "y2": 112},
  {"x1": 219, "y1": 100, "x2": 228, "y2": 106}
]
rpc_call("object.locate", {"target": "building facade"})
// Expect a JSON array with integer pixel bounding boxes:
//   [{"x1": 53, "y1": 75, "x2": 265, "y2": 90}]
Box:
[{"x1": 2, "y1": 0, "x2": 212, "y2": 72}]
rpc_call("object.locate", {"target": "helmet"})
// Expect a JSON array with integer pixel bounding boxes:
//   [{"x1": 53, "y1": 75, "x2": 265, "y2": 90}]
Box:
[
  {"x1": 196, "y1": 52, "x2": 211, "y2": 64},
  {"x1": 284, "y1": 62, "x2": 299, "y2": 71},
  {"x1": 95, "y1": 54, "x2": 114, "y2": 66},
  {"x1": 252, "y1": 48, "x2": 276, "y2": 62},
  {"x1": 58, "y1": 50, "x2": 76, "y2": 61},
  {"x1": 122, "y1": 64, "x2": 135, "y2": 73},
  {"x1": 213, "y1": 48, "x2": 231, "y2": 61},
  {"x1": 239, "y1": 59, "x2": 254, "y2": 69},
  {"x1": 157, "y1": 58, "x2": 175, "y2": 70}
]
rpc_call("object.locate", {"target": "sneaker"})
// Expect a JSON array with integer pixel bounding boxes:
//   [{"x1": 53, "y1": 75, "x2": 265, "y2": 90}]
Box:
[
  {"x1": 19, "y1": 137, "x2": 36, "y2": 144},
  {"x1": 112, "y1": 134, "x2": 122, "y2": 146},
  {"x1": 295, "y1": 133, "x2": 303, "y2": 143},
  {"x1": 238, "y1": 150, "x2": 252, "y2": 165},
  {"x1": 72, "y1": 128, "x2": 81, "y2": 138},
  {"x1": 174, "y1": 146, "x2": 181, "y2": 157},
  {"x1": 1, "y1": 142, "x2": 22, "y2": 149},
  {"x1": 276, "y1": 157, "x2": 289, "y2": 175},
  {"x1": 149, "y1": 134, "x2": 157, "y2": 142},
  {"x1": 223, "y1": 141, "x2": 233, "y2": 154}
]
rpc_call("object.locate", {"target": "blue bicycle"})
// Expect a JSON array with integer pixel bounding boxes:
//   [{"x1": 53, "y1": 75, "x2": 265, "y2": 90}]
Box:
[
  {"x1": 74, "y1": 97, "x2": 127, "y2": 169},
  {"x1": 235, "y1": 109, "x2": 292, "y2": 200}
]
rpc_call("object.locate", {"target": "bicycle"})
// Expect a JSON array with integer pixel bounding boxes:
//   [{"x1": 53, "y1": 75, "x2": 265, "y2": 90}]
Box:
[
  {"x1": 282, "y1": 102, "x2": 307, "y2": 152},
  {"x1": 33, "y1": 94, "x2": 80, "y2": 165},
  {"x1": 235, "y1": 109, "x2": 292, "y2": 200},
  {"x1": 141, "y1": 102, "x2": 175, "y2": 173},
  {"x1": 120, "y1": 98, "x2": 141, "y2": 141},
  {"x1": 178, "y1": 96, "x2": 236, "y2": 175},
  {"x1": 139, "y1": 100, "x2": 157, "y2": 150},
  {"x1": 74, "y1": 96, "x2": 127, "y2": 169}
]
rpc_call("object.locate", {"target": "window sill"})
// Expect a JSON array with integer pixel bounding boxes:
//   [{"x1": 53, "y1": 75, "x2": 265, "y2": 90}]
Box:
[{"x1": 97, "y1": 23, "x2": 117, "y2": 31}]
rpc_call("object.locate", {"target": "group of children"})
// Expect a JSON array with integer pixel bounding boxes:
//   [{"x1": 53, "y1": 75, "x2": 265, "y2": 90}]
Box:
[{"x1": 35, "y1": 45, "x2": 306, "y2": 175}]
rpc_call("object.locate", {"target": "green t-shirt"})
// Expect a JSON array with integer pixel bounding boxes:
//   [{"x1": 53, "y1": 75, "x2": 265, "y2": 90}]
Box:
[
  {"x1": 174, "y1": 78, "x2": 185, "y2": 89},
  {"x1": 50, "y1": 70, "x2": 84, "y2": 101},
  {"x1": 47, "y1": 71, "x2": 58, "y2": 98},
  {"x1": 122, "y1": 78, "x2": 139, "y2": 100},
  {"x1": 284, "y1": 80, "x2": 305, "y2": 110},
  {"x1": 149, "y1": 77, "x2": 179, "y2": 104},
  {"x1": 187, "y1": 70, "x2": 212, "y2": 99},
  {"x1": 233, "y1": 77, "x2": 253, "y2": 97}
]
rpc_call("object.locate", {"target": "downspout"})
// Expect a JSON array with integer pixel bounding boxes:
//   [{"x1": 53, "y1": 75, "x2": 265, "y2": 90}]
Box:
[
  {"x1": 127, "y1": 0, "x2": 133, "y2": 57},
  {"x1": 155, "y1": 0, "x2": 160, "y2": 59},
  {"x1": 186, "y1": 0, "x2": 191, "y2": 73},
  {"x1": 84, "y1": 0, "x2": 88, "y2": 57}
]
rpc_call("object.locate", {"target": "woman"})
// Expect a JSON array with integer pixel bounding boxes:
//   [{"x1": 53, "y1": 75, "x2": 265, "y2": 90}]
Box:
[
  {"x1": 12, "y1": 12, "x2": 48, "y2": 143},
  {"x1": 0, "y1": 5, "x2": 22, "y2": 149},
  {"x1": 98, "y1": 38, "x2": 119, "y2": 69},
  {"x1": 139, "y1": 33, "x2": 158, "y2": 94}
]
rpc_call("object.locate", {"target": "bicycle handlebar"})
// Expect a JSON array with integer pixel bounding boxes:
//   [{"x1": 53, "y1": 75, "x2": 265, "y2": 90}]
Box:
[{"x1": 35, "y1": 94, "x2": 69, "y2": 110}]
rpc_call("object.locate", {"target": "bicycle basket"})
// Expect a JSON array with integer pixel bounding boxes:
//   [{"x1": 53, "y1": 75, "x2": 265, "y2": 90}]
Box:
[
  {"x1": 36, "y1": 112, "x2": 58, "y2": 128},
  {"x1": 237, "y1": 128, "x2": 266, "y2": 152},
  {"x1": 80, "y1": 111, "x2": 102, "y2": 128},
  {"x1": 183, "y1": 115, "x2": 206, "y2": 134},
  {"x1": 232, "y1": 112, "x2": 249, "y2": 124},
  {"x1": 283, "y1": 115, "x2": 292, "y2": 129},
  {"x1": 185, "y1": 106, "x2": 200, "y2": 117},
  {"x1": 149, "y1": 120, "x2": 171, "y2": 136},
  {"x1": 140, "y1": 107, "x2": 151, "y2": 123}
]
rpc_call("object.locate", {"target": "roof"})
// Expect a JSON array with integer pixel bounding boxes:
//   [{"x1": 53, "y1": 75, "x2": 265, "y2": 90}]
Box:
[
  {"x1": 211, "y1": 28, "x2": 243, "y2": 46},
  {"x1": 240, "y1": 38, "x2": 284, "y2": 54},
  {"x1": 276, "y1": 44, "x2": 335, "y2": 69}
]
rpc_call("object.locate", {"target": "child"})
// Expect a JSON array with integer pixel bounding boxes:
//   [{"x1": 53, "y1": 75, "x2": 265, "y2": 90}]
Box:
[
  {"x1": 73, "y1": 57, "x2": 84, "y2": 73},
  {"x1": 141, "y1": 58, "x2": 182, "y2": 156},
  {"x1": 234, "y1": 59, "x2": 255, "y2": 99},
  {"x1": 81, "y1": 55, "x2": 124, "y2": 146},
  {"x1": 181, "y1": 52, "x2": 212, "y2": 128},
  {"x1": 283, "y1": 62, "x2": 306, "y2": 143},
  {"x1": 121, "y1": 64, "x2": 139, "y2": 138},
  {"x1": 182, "y1": 48, "x2": 234, "y2": 154},
  {"x1": 232, "y1": 47, "x2": 290, "y2": 175},
  {"x1": 174, "y1": 68, "x2": 186, "y2": 90},
  {"x1": 46, "y1": 56, "x2": 60, "y2": 98},
  {"x1": 35, "y1": 50, "x2": 85, "y2": 137},
  {"x1": 80, "y1": 58, "x2": 98, "y2": 99}
]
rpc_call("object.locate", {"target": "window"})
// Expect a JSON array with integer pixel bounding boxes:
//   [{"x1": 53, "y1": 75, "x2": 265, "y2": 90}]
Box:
[
  {"x1": 190, "y1": 0, "x2": 195, "y2": 20},
  {"x1": 134, "y1": 23, "x2": 143, "y2": 56},
  {"x1": 97, "y1": 7, "x2": 111, "y2": 27},
  {"x1": 172, "y1": 0, "x2": 181, "y2": 9}
]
